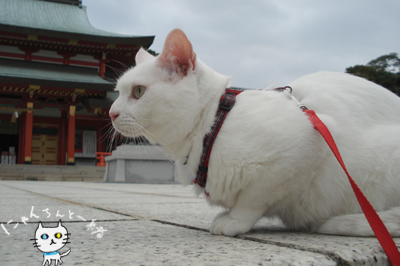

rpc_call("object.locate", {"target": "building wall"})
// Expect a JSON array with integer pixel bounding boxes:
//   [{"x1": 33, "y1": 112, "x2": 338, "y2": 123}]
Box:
[
  {"x1": 0, "y1": 106, "x2": 112, "y2": 165},
  {"x1": 0, "y1": 45, "x2": 100, "y2": 69}
]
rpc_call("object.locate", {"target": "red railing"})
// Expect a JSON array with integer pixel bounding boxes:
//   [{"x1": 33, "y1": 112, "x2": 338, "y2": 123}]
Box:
[{"x1": 96, "y1": 152, "x2": 111, "y2": 167}]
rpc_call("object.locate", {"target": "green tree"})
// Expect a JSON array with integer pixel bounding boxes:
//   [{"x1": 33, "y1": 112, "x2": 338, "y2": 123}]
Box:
[{"x1": 346, "y1": 53, "x2": 400, "y2": 95}]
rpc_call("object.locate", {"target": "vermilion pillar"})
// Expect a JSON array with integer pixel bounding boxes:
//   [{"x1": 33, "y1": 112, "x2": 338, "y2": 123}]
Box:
[
  {"x1": 99, "y1": 60, "x2": 106, "y2": 78},
  {"x1": 59, "y1": 110, "x2": 67, "y2": 165},
  {"x1": 24, "y1": 102, "x2": 34, "y2": 164},
  {"x1": 19, "y1": 47, "x2": 39, "y2": 61},
  {"x1": 67, "y1": 105, "x2": 76, "y2": 165},
  {"x1": 96, "y1": 52, "x2": 109, "y2": 78}
]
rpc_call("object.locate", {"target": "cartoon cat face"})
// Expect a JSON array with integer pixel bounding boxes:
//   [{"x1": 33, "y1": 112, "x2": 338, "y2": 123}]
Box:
[{"x1": 32, "y1": 221, "x2": 69, "y2": 253}]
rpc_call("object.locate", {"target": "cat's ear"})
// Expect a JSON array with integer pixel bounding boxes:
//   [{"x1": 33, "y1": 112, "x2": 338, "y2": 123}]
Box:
[
  {"x1": 38, "y1": 222, "x2": 43, "y2": 229},
  {"x1": 158, "y1": 29, "x2": 197, "y2": 76},
  {"x1": 57, "y1": 220, "x2": 62, "y2": 227},
  {"x1": 135, "y1": 48, "x2": 154, "y2": 65}
]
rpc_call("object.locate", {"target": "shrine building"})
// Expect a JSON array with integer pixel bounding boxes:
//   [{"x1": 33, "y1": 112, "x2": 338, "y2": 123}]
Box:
[{"x1": 0, "y1": 0, "x2": 154, "y2": 165}]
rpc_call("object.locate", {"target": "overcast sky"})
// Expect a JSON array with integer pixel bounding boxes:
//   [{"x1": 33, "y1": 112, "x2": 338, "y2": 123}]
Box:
[{"x1": 82, "y1": 0, "x2": 399, "y2": 89}]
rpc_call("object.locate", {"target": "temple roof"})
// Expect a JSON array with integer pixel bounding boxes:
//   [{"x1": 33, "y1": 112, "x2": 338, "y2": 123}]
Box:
[
  {"x1": 0, "y1": 58, "x2": 114, "y2": 91},
  {"x1": 43, "y1": 0, "x2": 82, "y2": 6},
  {"x1": 0, "y1": 0, "x2": 154, "y2": 46}
]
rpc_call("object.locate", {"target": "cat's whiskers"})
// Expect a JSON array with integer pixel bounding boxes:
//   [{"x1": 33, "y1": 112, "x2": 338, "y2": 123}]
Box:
[
  {"x1": 102, "y1": 125, "x2": 114, "y2": 152},
  {"x1": 110, "y1": 59, "x2": 130, "y2": 72},
  {"x1": 134, "y1": 123, "x2": 197, "y2": 181},
  {"x1": 99, "y1": 126, "x2": 113, "y2": 144},
  {"x1": 106, "y1": 129, "x2": 118, "y2": 152},
  {"x1": 128, "y1": 125, "x2": 156, "y2": 170},
  {"x1": 105, "y1": 62, "x2": 127, "y2": 79},
  {"x1": 133, "y1": 123, "x2": 175, "y2": 163},
  {"x1": 122, "y1": 107, "x2": 179, "y2": 161},
  {"x1": 98, "y1": 122, "x2": 115, "y2": 144},
  {"x1": 111, "y1": 104, "x2": 176, "y2": 162},
  {"x1": 105, "y1": 66, "x2": 123, "y2": 80},
  {"x1": 104, "y1": 59, "x2": 132, "y2": 86}
]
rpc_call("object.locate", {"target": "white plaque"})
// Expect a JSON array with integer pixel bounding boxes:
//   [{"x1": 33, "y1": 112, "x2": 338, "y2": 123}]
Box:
[{"x1": 83, "y1": 130, "x2": 97, "y2": 155}]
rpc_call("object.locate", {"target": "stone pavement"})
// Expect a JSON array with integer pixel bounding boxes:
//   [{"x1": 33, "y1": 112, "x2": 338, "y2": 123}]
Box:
[{"x1": 0, "y1": 181, "x2": 397, "y2": 265}]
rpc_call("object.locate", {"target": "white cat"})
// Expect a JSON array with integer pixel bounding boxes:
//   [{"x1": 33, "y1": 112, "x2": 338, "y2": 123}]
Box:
[
  {"x1": 31, "y1": 221, "x2": 71, "y2": 266},
  {"x1": 110, "y1": 28, "x2": 400, "y2": 237}
]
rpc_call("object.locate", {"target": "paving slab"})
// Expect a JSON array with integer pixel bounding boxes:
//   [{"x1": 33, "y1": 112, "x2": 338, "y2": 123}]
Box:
[
  {"x1": 244, "y1": 225, "x2": 399, "y2": 266},
  {"x1": 0, "y1": 184, "x2": 135, "y2": 225},
  {"x1": 1, "y1": 220, "x2": 335, "y2": 266},
  {"x1": 0, "y1": 181, "x2": 222, "y2": 228},
  {"x1": 0, "y1": 181, "x2": 397, "y2": 265}
]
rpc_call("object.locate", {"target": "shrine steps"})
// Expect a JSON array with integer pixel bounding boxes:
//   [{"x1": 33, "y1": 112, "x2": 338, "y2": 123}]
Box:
[{"x1": 0, "y1": 164, "x2": 105, "y2": 182}]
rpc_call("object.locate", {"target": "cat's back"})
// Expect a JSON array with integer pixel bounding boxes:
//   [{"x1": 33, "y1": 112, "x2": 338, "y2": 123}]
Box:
[{"x1": 289, "y1": 71, "x2": 400, "y2": 125}]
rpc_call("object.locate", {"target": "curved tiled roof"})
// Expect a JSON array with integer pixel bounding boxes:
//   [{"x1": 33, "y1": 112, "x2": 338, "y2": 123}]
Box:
[
  {"x1": 0, "y1": 0, "x2": 154, "y2": 46},
  {"x1": 0, "y1": 58, "x2": 114, "y2": 91}
]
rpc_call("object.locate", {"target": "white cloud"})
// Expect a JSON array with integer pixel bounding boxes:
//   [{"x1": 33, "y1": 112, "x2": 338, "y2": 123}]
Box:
[{"x1": 83, "y1": 0, "x2": 400, "y2": 87}]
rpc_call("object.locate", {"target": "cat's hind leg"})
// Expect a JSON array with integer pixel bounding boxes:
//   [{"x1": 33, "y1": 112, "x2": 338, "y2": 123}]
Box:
[{"x1": 317, "y1": 207, "x2": 400, "y2": 237}]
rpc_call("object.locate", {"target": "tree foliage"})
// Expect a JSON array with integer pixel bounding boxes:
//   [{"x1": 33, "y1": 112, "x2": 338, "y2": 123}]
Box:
[{"x1": 346, "y1": 53, "x2": 400, "y2": 95}]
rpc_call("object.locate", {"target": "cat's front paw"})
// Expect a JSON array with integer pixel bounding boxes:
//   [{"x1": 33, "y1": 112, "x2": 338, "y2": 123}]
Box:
[{"x1": 210, "y1": 211, "x2": 253, "y2": 236}]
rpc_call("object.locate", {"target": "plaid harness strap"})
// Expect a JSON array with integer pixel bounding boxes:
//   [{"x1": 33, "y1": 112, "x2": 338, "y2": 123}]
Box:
[{"x1": 193, "y1": 88, "x2": 244, "y2": 188}]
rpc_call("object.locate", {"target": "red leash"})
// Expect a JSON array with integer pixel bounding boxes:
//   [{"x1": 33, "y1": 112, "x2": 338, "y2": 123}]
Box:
[
  {"x1": 303, "y1": 108, "x2": 400, "y2": 266},
  {"x1": 196, "y1": 87, "x2": 400, "y2": 264}
]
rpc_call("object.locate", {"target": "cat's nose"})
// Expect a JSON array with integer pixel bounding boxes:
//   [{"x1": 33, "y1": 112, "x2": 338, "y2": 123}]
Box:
[{"x1": 109, "y1": 111, "x2": 120, "y2": 121}]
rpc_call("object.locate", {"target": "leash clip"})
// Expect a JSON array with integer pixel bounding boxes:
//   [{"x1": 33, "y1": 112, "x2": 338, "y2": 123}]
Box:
[{"x1": 282, "y1": 86, "x2": 308, "y2": 110}]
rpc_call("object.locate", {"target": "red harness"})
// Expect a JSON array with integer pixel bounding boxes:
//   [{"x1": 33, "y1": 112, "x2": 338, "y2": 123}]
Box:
[
  {"x1": 194, "y1": 88, "x2": 244, "y2": 187},
  {"x1": 194, "y1": 87, "x2": 400, "y2": 265}
]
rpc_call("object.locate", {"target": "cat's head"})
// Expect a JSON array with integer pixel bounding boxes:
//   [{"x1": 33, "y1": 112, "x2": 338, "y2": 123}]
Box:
[
  {"x1": 109, "y1": 29, "x2": 208, "y2": 148},
  {"x1": 32, "y1": 221, "x2": 70, "y2": 253}
]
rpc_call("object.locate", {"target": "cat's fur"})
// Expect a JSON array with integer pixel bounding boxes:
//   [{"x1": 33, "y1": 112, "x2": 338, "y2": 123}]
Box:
[
  {"x1": 110, "y1": 29, "x2": 400, "y2": 237},
  {"x1": 32, "y1": 221, "x2": 71, "y2": 266}
]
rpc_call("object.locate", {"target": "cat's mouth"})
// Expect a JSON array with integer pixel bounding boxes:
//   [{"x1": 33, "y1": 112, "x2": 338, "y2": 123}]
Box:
[
  {"x1": 114, "y1": 124, "x2": 147, "y2": 138},
  {"x1": 50, "y1": 239, "x2": 56, "y2": 245},
  {"x1": 114, "y1": 126, "x2": 136, "y2": 138}
]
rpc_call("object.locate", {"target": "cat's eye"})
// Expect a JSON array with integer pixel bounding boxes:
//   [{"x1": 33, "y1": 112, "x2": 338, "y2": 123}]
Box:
[
  {"x1": 133, "y1": 85, "x2": 146, "y2": 99},
  {"x1": 55, "y1": 232, "x2": 62, "y2": 239},
  {"x1": 41, "y1": 234, "x2": 49, "y2": 240}
]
